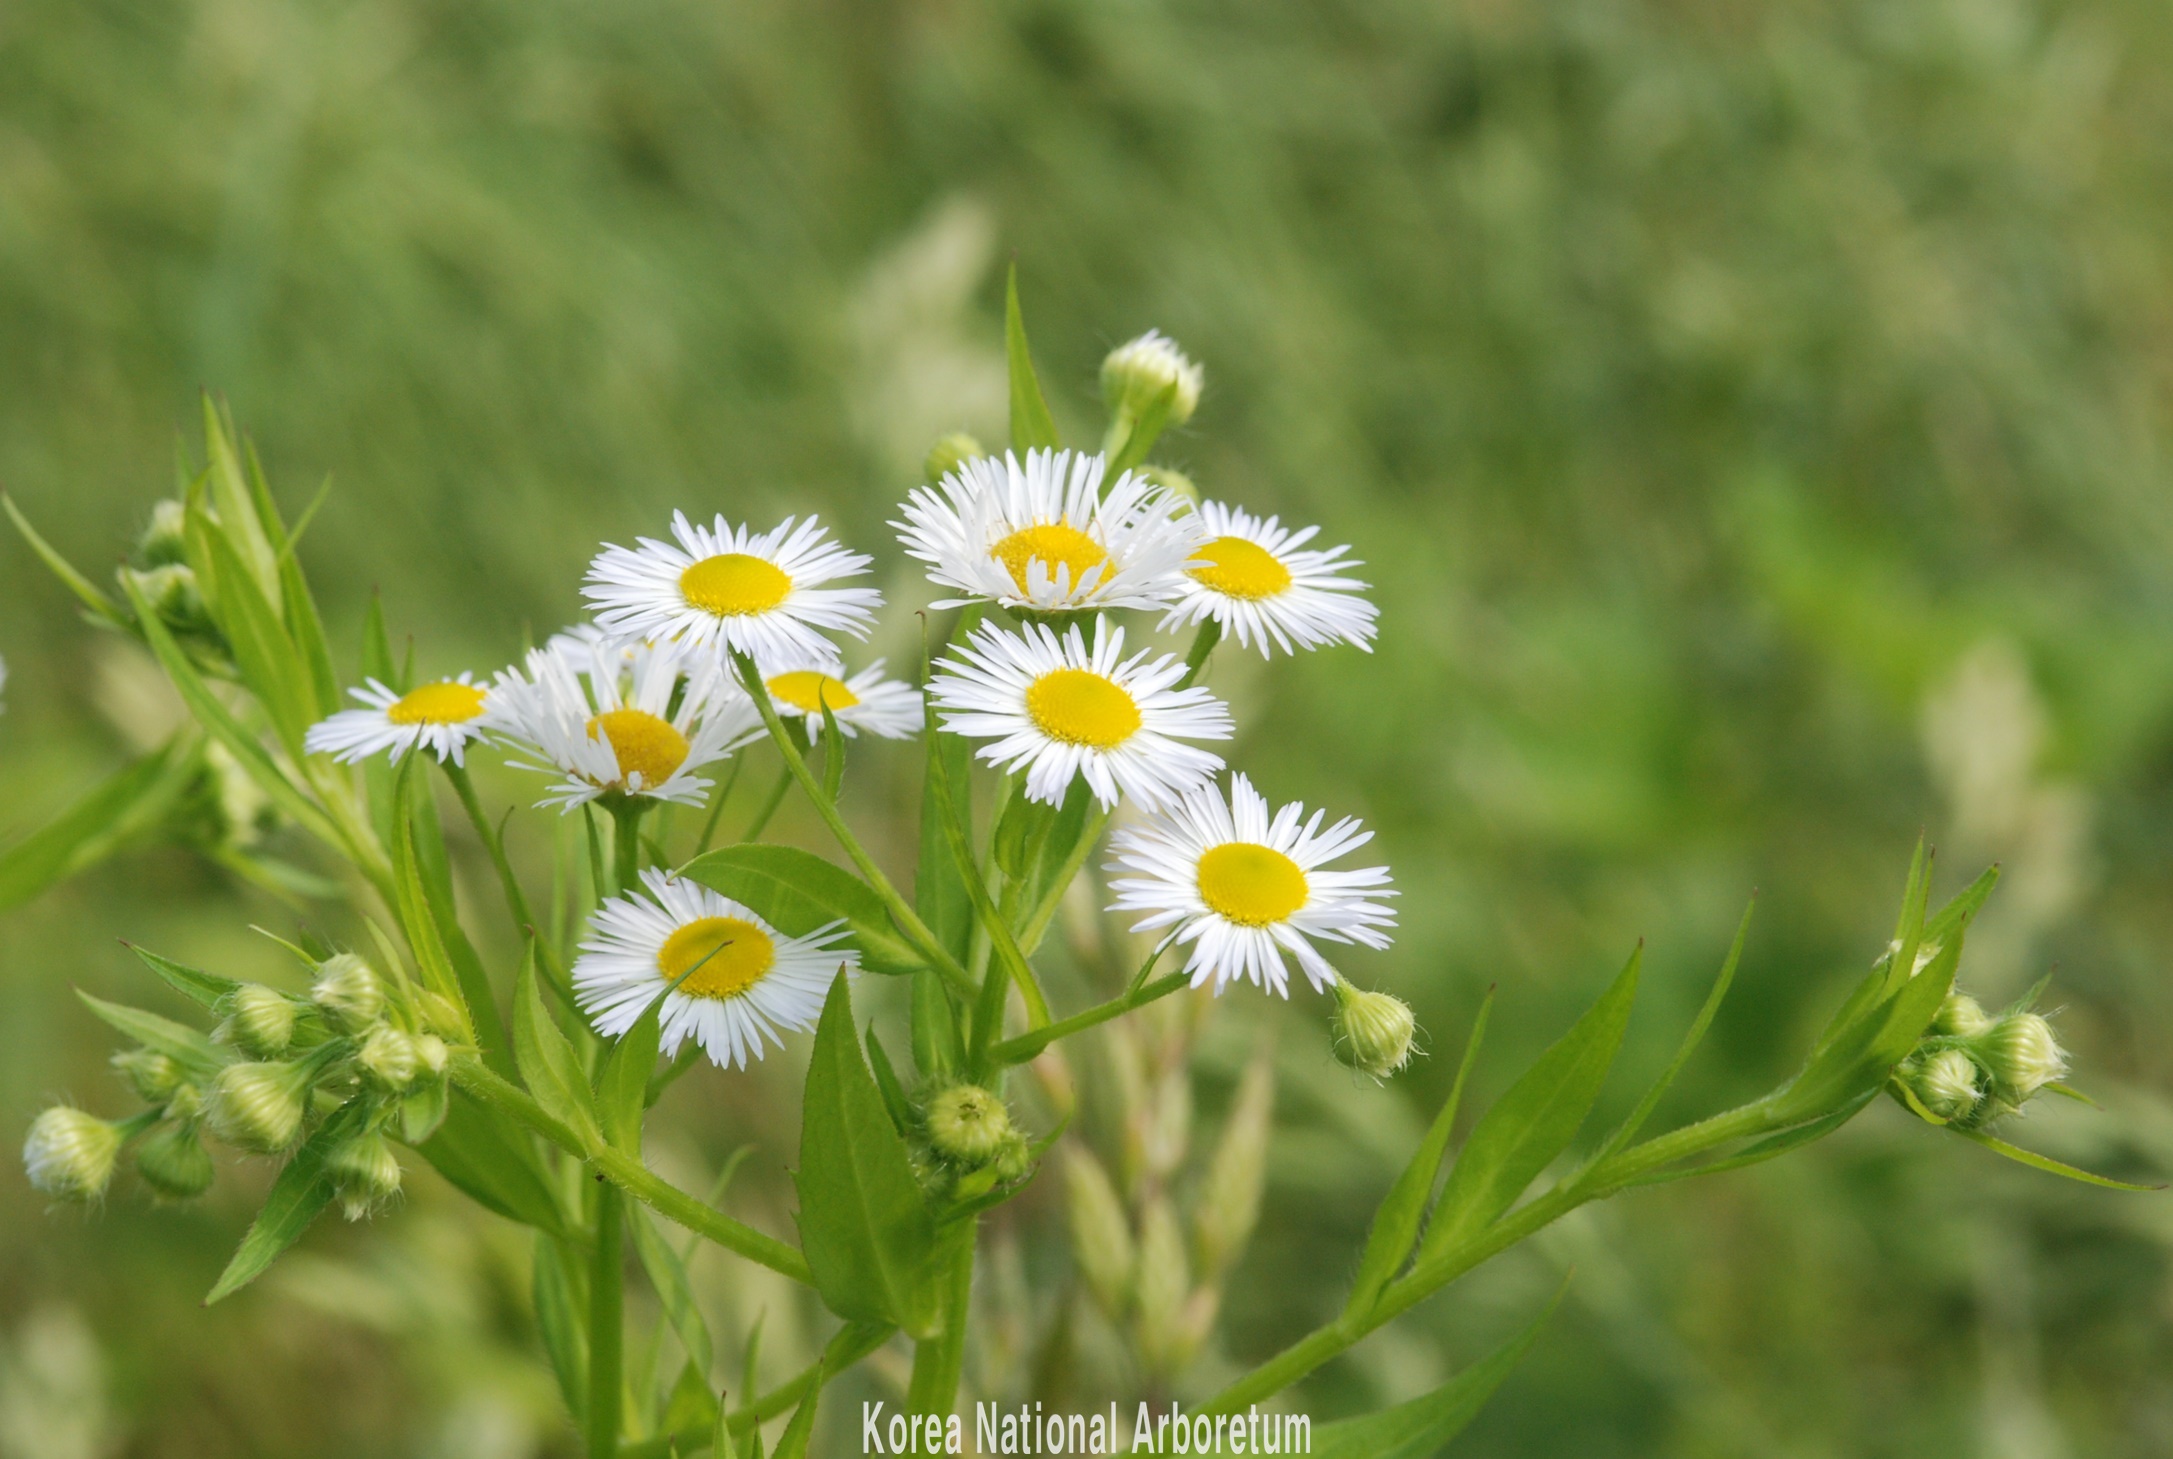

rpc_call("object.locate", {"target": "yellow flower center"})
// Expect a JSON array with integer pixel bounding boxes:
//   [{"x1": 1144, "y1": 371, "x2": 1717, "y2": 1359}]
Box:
[
  {"x1": 586, "y1": 708, "x2": 691, "y2": 788},
  {"x1": 1188, "y1": 536, "x2": 1292, "y2": 601},
  {"x1": 679, "y1": 553, "x2": 792, "y2": 616},
  {"x1": 1024, "y1": 668, "x2": 1140, "y2": 748},
  {"x1": 766, "y1": 671, "x2": 861, "y2": 714},
  {"x1": 385, "y1": 681, "x2": 487, "y2": 726},
  {"x1": 1196, "y1": 843, "x2": 1309, "y2": 926},
  {"x1": 992, "y1": 523, "x2": 1107, "y2": 596},
  {"x1": 657, "y1": 915, "x2": 776, "y2": 1000}
]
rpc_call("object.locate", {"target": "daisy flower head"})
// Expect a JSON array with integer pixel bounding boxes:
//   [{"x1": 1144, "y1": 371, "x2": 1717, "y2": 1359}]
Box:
[
  {"x1": 1161, "y1": 501, "x2": 1378, "y2": 657},
  {"x1": 305, "y1": 673, "x2": 492, "y2": 767},
  {"x1": 574, "y1": 868, "x2": 856, "y2": 1070},
  {"x1": 929, "y1": 615, "x2": 1231, "y2": 811},
  {"x1": 759, "y1": 658, "x2": 923, "y2": 740},
  {"x1": 1107, "y1": 773, "x2": 1396, "y2": 997},
  {"x1": 582, "y1": 513, "x2": 881, "y2": 671},
  {"x1": 894, "y1": 448, "x2": 1204, "y2": 613},
  {"x1": 486, "y1": 638, "x2": 760, "y2": 812}
]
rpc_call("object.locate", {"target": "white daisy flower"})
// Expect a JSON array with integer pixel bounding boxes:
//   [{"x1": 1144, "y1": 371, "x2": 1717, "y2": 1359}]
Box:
[
  {"x1": 582, "y1": 513, "x2": 881, "y2": 671},
  {"x1": 574, "y1": 867, "x2": 857, "y2": 1070},
  {"x1": 304, "y1": 674, "x2": 492, "y2": 766},
  {"x1": 544, "y1": 620, "x2": 639, "y2": 666},
  {"x1": 1107, "y1": 773, "x2": 1396, "y2": 997},
  {"x1": 1160, "y1": 501, "x2": 1378, "y2": 657},
  {"x1": 928, "y1": 616, "x2": 1230, "y2": 811},
  {"x1": 894, "y1": 448, "x2": 1204, "y2": 613},
  {"x1": 759, "y1": 658, "x2": 923, "y2": 740},
  {"x1": 486, "y1": 639, "x2": 760, "y2": 811}
]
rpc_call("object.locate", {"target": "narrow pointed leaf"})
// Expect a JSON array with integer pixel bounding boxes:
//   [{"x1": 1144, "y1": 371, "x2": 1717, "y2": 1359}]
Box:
[
  {"x1": 1004, "y1": 265, "x2": 1061, "y2": 452},
  {"x1": 206, "y1": 1097, "x2": 372, "y2": 1303},
  {"x1": 0, "y1": 737, "x2": 202, "y2": 909},
  {"x1": 630, "y1": 1206, "x2": 718, "y2": 1377},
  {"x1": 77, "y1": 991, "x2": 227, "y2": 1079},
  {"x1": 598, "y1": 990, "x2": 665, "y2": 1153},
  {"x1": 417, "y1": 1089, "x2": 573, "y2": 1237},
  {"x1": 514, "y1": 946, "x2": 601, "y2": 1146},
  {"x1": 126, "y1": 944, "x2": 239, "y2": 1010},
  {"x1": 1952, "y1": 1128, "x2": 2163, "y2": 1190},
  {"x1": 2, "y1": 493, "x2": 129, "y2": 627}
]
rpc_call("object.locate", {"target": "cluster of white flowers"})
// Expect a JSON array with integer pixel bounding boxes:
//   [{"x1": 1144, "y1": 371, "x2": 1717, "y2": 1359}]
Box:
[{"x1": 299, "y1": 331, "x2": 1397, "y2": 1068}]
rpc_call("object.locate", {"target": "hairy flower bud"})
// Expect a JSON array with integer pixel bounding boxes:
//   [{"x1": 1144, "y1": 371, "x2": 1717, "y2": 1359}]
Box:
[
  {"x1": 412, "y1": 1033, "x2": 450, "y2": 1080},
  {"x1": 23, "y1": 1107, "x2": 122, "y2": 1202},
  {"x1": 1934, "y1": 993, "x2": 1993, "y2": 1038},
  {"x1": 926, "y1": 1084, "x2": 1014, "y2": 1166},
  {"x1": 164, "y1": 1082, "x2": 204, "y2": 1123},
  {"x1": 357, "y1": 1027, "x2": 421, "y2": 1092},
  {"x1": 1101, "y1": 330, "x2": 1203, "y2": 426},
  {"x1": 223, "y1": 984, "x2": 298, "y2": 1057},
  {"x1": 207, "y1": 1061, "x2": 310, "y2": 1153},
  {"x1": 1979, "y1": 1013, "x2": 2067, "y2": 1101},
  {"x1": 311, "y1": 953, "x2": 384, "y2": 1032},
  {"x1": 135, "y1": 499, "x2": 188, "y2": 568},
  {"x1": 130, "y1": 564, "x2": 209, "y2": 634},
  {"x1": 1331, "y1": 978, "x2": 1417, "y2": 1080},
  {"x1": 993, "y1": 1134, "x2": 1032, "y2": 1185},
  {"x1": 1902, "y1": 1048, "x2": 1984, "y2": 1123},
  {"x1": 112, "y1": 1047, "x2": 184, "y2": 1103},
  {"x1": 134, "y1": 1123, "x2": 215, "y2": 1200},
  {"x1": 329, "y1": 1133, "x2": 403, "y2": 1221},
  {"x1": 1063, "y1": 1146, "x2": 1136, "y2": 1318},
  {"x1": 924, "y1": 432, "x2": 986, "y2": 486}
]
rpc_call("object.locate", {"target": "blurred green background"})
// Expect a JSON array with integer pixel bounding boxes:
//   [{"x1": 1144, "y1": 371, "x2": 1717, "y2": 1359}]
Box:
[{"x1": 7, "y1": 0, "x2": 2173, "y2": 1453}]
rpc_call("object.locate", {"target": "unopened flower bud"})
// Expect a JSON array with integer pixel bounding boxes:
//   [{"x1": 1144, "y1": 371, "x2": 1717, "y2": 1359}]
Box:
[
  {"x1": 1062, "y1": 1146, "x2": 1135, "y2": 1318},
  {"x1": 207, "y1": 1061, "x2": 310, "y2": 1153},
  {"x1": 1902, "y1": 1048, "x2": 1983, "y2": 1123},
  {"x1": 164, "y1": 1083, "x2": 204, "y2": 1123},
  {"x1": 223, "y1": 984, "x2": 298, "y2": 1057},
  {"x1": 412, "y1": 1033, "x2": 450, "y2": 1080},
  {"x1": 357, "y1": 1027, "x2": 420, "y2": 1092},
  {"x1": 924, "y1": 432, "x2": 986, "y2": 486},
  {"x1": 131, "y1": 564, "x2": 208, "y2": 632},
  {"x1": 1132, "y1": 1197, "x2": 1193, "y2": 1375},
  {"x1": 112, "y1": 1048, "x2": 184, "y2": 1103},
  {"x1": 1101, "y1": 330, "x2": 1203, "y2": 426},
  {"x1": 136, "y1": 500, "x2": 188, "y2": 567},
  {"x1": 1934, "y1": 993, "x2": 1993, "y2": 1038},
  {"x1": 1331, "y1": 978, "x2": 1417, "y2": 1080},
  {"x1": 23, "y1": 1107, "x2": 122, "y2": 1202},
  {"x1": 417, "y1": 989, "x2": 468, "y2": 1041},
  {"x1": 311, "y1": 953, "x2": 383, "y2": 1032},
  {"x1": 134, "y1": 1123, "x2": 215, "y2": 1200},
  {"x1": 993, "y1": 1135, "x2": 1032, "y2": 1185},
  {"x1": 926, "y1": 1085, "x2": 1014, "y2": 1166},
  {"x1": 328, "y1": 1133, "x2": 403, "y2": 1220},
  {"x1": 1979, "y1": 1013, "x2": 2067, "y2": 1101}
]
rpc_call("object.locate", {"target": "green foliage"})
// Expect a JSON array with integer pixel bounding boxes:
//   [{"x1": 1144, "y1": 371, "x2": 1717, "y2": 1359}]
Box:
[{"x1": 680, "y1": 844, "x2": 921, "y2": 975}]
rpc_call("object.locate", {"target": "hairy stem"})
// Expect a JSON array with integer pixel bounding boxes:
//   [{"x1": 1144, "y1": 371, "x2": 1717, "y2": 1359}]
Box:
[{"x1": 906, "y1": 1223, "x2": 977, "y2": 1415}]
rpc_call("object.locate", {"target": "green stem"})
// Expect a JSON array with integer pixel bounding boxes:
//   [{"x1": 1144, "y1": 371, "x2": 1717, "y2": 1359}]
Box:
[
  {"x1": 611, "y1": 801, "x2": 645, "y2": 897},
  {"x1": 906, "y1": 1222, "x2": 977, "y2": 1416},
  {"x1": 441, "y1": 761, "x2": 573, "y2": 995},
  {"x1": 1014, "y1": 804, "x2": 1112, "y2": 957},
  {"x1": 731, "y1": 653, "x2": 976, "y2": 992},
  {"x1": 990, "y1": 973, "x2": 1188, "y2": 1067},
  {"x1": 694, "y1": 755, "x2": 747, "y2": 857},
  {"x1": 1178, "y1": 618, "x2": 1222, "y2": 688},
  {"x1": 451, "y1": 1057, "x2": 814, "y2": 1286},
  {"x1": 587, "y1": 1186, "x2": 624, "y2": 1459}
]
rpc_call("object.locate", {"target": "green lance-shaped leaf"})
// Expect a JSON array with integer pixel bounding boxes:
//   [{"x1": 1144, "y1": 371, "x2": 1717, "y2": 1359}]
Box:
[
  {"x1": 77, "y1": 991, "x2": 229, "y2": 1081},
  {"x1": 796, "y1": 973, "x2": 939, "y2": 1335},
  {"x1": 910, "y1": 968, "x2": 961, "y2": 1082},
  {"x1": 126, "y1": 943, "x2": 240, "y2": 1011},
  {"x1": 915, "y1": 729, "x2": 977, "y2": 971},
  {"x1": 206, "y1": 1096, "x2": 374, "y2": 1303},
  {"x1": 0, "y1": 736, "x2": 204, "y2": 910},
  {"x1": 1310, "y1": 1281, "x2": 1565, "y2": 1459},
  {"x1": 196, "y1": 522, "x2": 314, "y2": 758},
  {"x1": 513, "y1": 945, "x2": 602, "y2": 1147},
  {"x1": 1418, "y1": 947, "x2": 1640, "y2": 1263},
  {"x1": 597, "y1": 987, "x2": 665, "y2": 1154},
  {"x1": 864, "y1": 1028, "x2": 917, "y2": 1138},
  {"x1": 680, "y1": 844, "x2": 923, "y2": 975},
  {"x1": 1950, "y1": 1127, "x2": 2164, "y2": 1191},
  {"x1": 770, "y1": 1359, "x2": 826, "y2": 1459},
  {"x1": 2, "y1": 492, "x2": 130, "y2": 629},
  {"x1": 629, "y1": 1205, "x2": 718, "y2": 1380},
  {"x1": 417, "y1": 1089, "x2": 573, "y2": 1237},
  {"x1": 1005, "y1": 264, "x2": 1061, "y2": 452},
  {"x1": 1347, "y1": 989, "x2": 1495, "y2": 1318},
  {"x1": 399, "y1": 758, "x2": 511, "y2": 1065},
  {"x1": 533, "y1": 1232, "x2": 592, "y2": 1421},
  {"x1": 198, "y1": 394, "x2": 284, "y2": 612}
]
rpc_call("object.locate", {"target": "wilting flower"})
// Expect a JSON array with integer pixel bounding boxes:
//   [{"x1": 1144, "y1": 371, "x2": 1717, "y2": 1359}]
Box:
[
  {"x1": 573, "y1": 868, "x2": 858, "y2": 1070},
  {"x1": 895, "y1": 449, "x2": 1203, "y2": 614},
  {"x1": 1160, "y1": 501, "x2": 1378, "y2": 658},
  {"x1": 583, "y1": 513, "x2": 880, "y2": 670},
  {"x1": 759, "y1": 659, "x2": 923, "y2": 740},
  {"x1": 1107, "y1": 773, "x2": 1396, "y2": 996},
  {"x1": 929, "y1": 617, "x2": 1229, "y2": 811}
]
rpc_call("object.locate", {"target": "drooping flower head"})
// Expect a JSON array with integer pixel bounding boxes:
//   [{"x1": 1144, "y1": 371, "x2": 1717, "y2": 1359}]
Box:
[
  {"x1": 759, "y1": 658, "x2": 923, "y2": 740},
  {"x1": 573, "y1": 867, "x2": 858, "y2": 1070},
  {"x1": 582, "y1": 513, "x2": 880, "y2": 671},
  {"x1": 488, "y1": 639, "x2": 760, "y2": 811},
  {"x1": 1107, "y1": 773, "x2": 1396, "y2": 996},
  {"x1": 1160, "y1": 501, "x2": 1378, "y2": 658},
  {"x1": 895, "y1": 449, "x2": 1204, "y2": 614},
  {"x1": 305, "y1": 674, "x2": 492, "y2": 766},
  {"x1": 928, "y1": 616, "x2": 1230, "y2": 811}
]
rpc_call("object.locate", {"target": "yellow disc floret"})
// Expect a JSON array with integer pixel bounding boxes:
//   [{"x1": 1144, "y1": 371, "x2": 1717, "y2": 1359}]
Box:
[
  {"x1": 1196, "y1": 842, "x2": 1309, "y2": 926},
  {"x1": 1025, "y1": 669, "x2": 1141, "y2": 749},
  {"x1": 767, "y1": 671, "x2": 862, "y2": 714},
  {"x1": 1188, "y1": 536, "x2": 1292, "y2": 601},
  {"x1": 680, "y1": 553, "x2": 793, "y2": 616},
  {"x1": 657, "y1": 916, "x2": 776, "y2": 999},
  {"x1": 387, "y1": 681, "x2": 488, "y2": 725},
  {"x1": 992, "y1": 523, "x2": 1108, "y2": 597},
  {"x1": 587, "y1": 708, "x2": 691, "y2": 788}
]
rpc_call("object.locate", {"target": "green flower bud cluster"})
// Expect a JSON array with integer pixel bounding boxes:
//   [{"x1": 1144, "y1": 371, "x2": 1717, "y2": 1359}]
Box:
[
  {"x1": 1895, "y1": 992, "x2": 2072, "y2": 1130},
  {"x1": 918, "y1": 1084, "x2": 1031, "y2": 1196}
]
